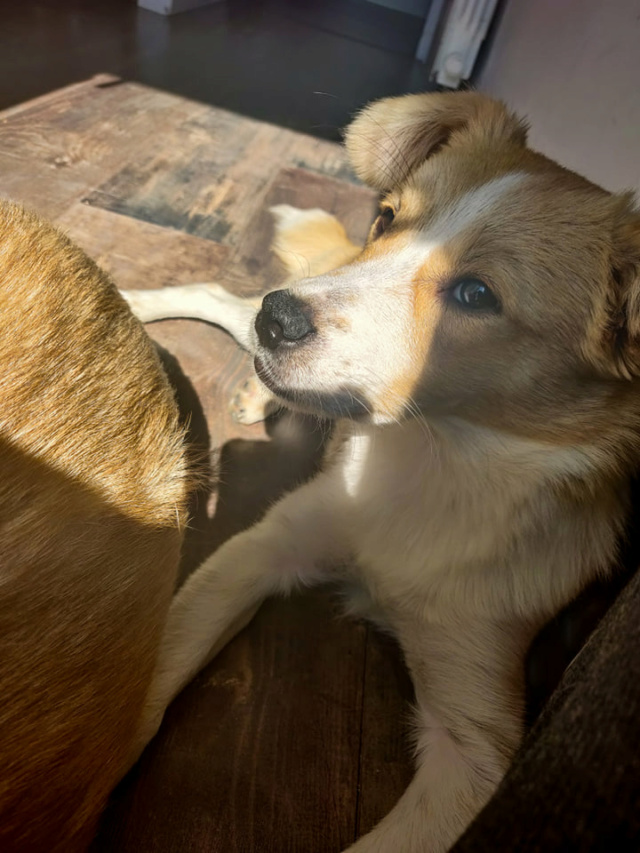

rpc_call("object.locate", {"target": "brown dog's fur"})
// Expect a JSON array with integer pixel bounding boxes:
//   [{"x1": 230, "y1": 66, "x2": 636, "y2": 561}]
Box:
[{"x1": 0, "y1": 202, "x2": 188, "y2": 851}]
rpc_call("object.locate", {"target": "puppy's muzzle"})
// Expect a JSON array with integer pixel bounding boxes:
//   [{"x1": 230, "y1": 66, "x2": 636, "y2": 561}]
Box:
[{"x1": 255, "y1": 289, "x2": 315, "y2": 350}]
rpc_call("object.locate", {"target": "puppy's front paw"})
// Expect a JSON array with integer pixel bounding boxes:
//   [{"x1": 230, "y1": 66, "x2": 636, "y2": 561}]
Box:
[{"x1": 230, "y1": 375, "x2": 278, "y2": 425}]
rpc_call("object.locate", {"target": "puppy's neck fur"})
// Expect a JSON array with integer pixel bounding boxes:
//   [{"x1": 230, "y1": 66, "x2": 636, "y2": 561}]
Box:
[{"x1": 335, "y1": 416, "x2": 623, "y2": 620}]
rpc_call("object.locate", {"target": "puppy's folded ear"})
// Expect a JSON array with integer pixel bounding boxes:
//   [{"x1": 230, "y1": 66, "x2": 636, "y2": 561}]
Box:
[
  {"x1": 344, "y1": 91, "x2": 528, "y2": 191},
  {"x1": 596, "y1": 200, "x2": 640, "y2": 379}
]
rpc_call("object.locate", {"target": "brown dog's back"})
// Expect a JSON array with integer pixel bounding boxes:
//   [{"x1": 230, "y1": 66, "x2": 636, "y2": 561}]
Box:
[{"x1": 0, "y1": 202, "x2": 188, "y2": 850}]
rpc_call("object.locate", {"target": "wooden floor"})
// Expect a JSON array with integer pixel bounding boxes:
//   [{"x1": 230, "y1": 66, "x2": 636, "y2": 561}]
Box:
[
  {"x1": 0, "y1": 76, "x2": 415, "y2": 851},
  {"x1": 0, "y1": 0, "x2": 436, "y2": 142}
]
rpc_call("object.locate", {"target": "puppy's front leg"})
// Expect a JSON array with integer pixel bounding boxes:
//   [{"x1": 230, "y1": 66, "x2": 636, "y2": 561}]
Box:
[
  {"x1": 347, "y1": 616, "x2": 535, "y2": 853},
  {"x1": 135, "y1": 473, "x2": 349, "y2": 757},
  {"x1": 121, "y1": 283, "x2": 261, "y2": 352}
]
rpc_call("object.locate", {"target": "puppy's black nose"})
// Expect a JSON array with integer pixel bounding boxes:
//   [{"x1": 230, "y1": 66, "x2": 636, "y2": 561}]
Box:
[{"x1": 255, "y1": 289, "x2": 314, "y2": 350}]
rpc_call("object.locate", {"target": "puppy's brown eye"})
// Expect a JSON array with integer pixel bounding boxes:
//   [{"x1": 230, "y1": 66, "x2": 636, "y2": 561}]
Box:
[
  {"x1": 450, "y1": 278, "x2": 500, "y2": 313},
  {"x1": 372, "y1": 207, "x2": 395, "y2": 239}
]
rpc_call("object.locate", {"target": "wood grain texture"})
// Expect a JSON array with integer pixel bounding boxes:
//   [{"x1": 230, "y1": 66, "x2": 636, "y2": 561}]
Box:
[
  {"x1": 57, "y1": 203, "x2": 230, "y2": 289},
  {"x1": 0, "y1": 77, "x2": 207, "y2": 219},
  {"x1": 0, "y1": 78, "x2": 413, "y2": 853},
  {"x1": 81, "y1": 92, "x2": 366, "y2": 253},
  {"x1": 94, "y1": 591, "x2": 367, "y2": 853},
  {"x1": 356, "y1": 631, "x2": 416, "y2": 839}
]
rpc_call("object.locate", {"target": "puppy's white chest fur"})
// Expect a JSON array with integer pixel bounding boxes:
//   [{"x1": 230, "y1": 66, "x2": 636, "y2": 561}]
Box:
[
  {"x1": 332, "y1": 420, "x2": 613, "y2": 622},
  {"x1": 336, "y1": 423, "x2": 500, "y2": 612}
]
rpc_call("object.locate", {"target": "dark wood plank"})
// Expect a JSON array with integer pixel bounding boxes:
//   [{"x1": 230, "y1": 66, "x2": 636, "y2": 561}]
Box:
[
  {"x1": 0, "y1": 74, "x2": 121, "y2": 121},
  {"x1": 357, "y1": 630, "x2": 415, "y2": 838},
  {"x1": 94, "y1": 591, "x2": 366, "y2": 853}
]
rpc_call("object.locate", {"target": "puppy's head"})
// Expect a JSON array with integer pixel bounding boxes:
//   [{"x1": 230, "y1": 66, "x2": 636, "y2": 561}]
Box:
[{"x1": 254, "y1": 92, "x2": 640, "y2": 442}]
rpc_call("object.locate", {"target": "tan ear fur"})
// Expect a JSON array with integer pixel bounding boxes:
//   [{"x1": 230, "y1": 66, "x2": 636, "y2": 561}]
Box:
[
  {"x1": 601, "y1": 200, "x2": 640, "y2": 379},
  {"x1": 344, "y1": 91, "x2": 528, "y2": 191}
]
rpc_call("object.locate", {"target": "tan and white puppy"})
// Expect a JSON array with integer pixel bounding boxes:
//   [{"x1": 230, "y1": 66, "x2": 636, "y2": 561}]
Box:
[{"x1": 124, "y1": 92, "x2": 640, "y2": 852}]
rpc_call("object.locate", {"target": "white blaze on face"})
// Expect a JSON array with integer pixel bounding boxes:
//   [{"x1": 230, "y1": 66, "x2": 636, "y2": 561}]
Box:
[
  {"x1": 415, "y1": 172, "x2": 526, "y2": 246},
  {"x1": 285, "y1": 173, "x2": 527, "y2": 422}
]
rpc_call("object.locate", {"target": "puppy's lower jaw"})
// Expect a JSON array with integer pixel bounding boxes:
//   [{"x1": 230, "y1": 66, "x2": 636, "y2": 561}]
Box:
[
  {"x1": 255, "y1": 355, "x2": 372, "y2": 421},
  {"x1": 253, "y1": 354, "x2": 304, "y2": 408}
]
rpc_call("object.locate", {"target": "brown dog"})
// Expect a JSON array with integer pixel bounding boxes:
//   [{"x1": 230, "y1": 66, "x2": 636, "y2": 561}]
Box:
[{"x1": 0, "y1": 202, "x2": 188, "y2": 851}]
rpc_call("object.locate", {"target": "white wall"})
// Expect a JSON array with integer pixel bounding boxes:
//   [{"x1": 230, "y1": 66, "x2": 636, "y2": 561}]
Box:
[{"x1": 478, "y1": 0, "x2": 640, "y2": 193}]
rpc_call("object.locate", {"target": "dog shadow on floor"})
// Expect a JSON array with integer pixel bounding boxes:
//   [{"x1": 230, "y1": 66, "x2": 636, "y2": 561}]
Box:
[{"x1": 157, "y1": 343, "x2": 331, "y2": 584}]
